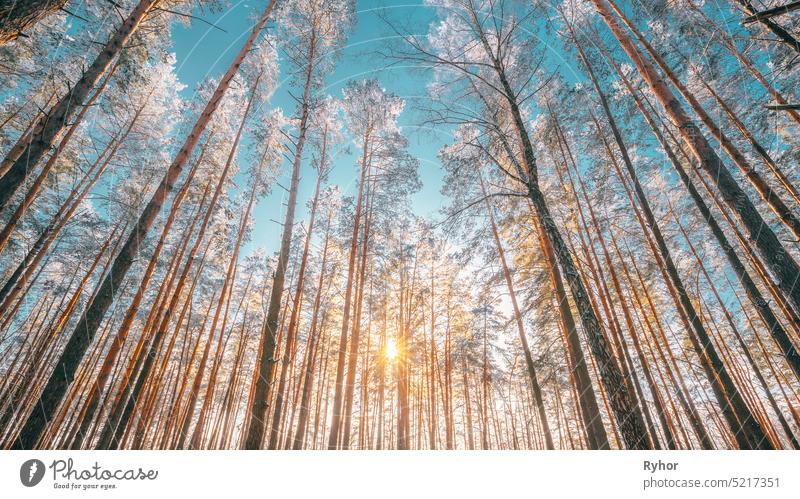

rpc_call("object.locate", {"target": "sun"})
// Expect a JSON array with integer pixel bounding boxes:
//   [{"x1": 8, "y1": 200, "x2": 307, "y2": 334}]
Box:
[{"x1": 385, "y1": 339, "x2": 399, "y2": 362}]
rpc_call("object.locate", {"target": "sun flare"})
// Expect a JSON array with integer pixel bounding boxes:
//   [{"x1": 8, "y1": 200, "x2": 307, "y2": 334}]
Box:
[{"x1": 385, "y1": 339, "x2": 399, "y2": 362}]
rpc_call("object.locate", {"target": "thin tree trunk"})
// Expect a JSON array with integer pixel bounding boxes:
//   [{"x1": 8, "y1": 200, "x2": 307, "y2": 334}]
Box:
[
  {"x1": 479, "y1": 172, "x2": 554, "y2": 449},
  {"x1": 0, "y1": 129, "x2": 118, "y2": 313},
  {"x1": 244, "y1": 54, "x2": 314, "y2": 451},
  {"x1": 268, "y1": 163, "x2": 324, "y2": 449},
  {"x1": 673, "y1": 211, "x2": 800, "y2": 448},
  {"x1": 462, "y1": 352, "x2": 475, "y2": 450},
  {"x1": 699, "y1": 77, "x2": 800, "y2": 207},
  {"x1": 189, "y1": 135, "x2": 264, "y2": 449},
  {"x1": 531, "y1": 206, "x2": 610, "y2": 449}
]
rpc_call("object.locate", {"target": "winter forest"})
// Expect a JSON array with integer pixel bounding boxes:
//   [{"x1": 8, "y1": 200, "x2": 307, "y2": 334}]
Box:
[{"x1": 1, "y1": 0, "x2": 800, "y2": 451}]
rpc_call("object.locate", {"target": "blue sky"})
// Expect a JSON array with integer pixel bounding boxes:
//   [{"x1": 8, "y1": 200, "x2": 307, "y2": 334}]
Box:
[{"x1": 169, "y1": 0, "x2": 451, "y2": 256}]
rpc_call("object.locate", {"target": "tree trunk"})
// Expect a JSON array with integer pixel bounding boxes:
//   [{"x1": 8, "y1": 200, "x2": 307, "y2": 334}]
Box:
[
  {"x1": 532, "y1": 209, "x2": 610, "y2": 449},
  {"x1": 481, "y1": 311, "x2": 489, "y2": 450},
  {"x1": 462, "y1": 353, "x2": 475, "y2": 450},
  {"x1": 686, "y1": 0, "x2": 800, "y2": 126},
  {"x1": 68, "y1": 134, "x2": 212, "y2": 450},
  {"x1": 0, "y1": 128, "x2": 118, "y2": 313},
  {"x1": 699, "y1": 78, "x2": 800, "y2": 207},
  {"x1": 244, "y1": 83, "x2": 311, "y2": 449},
  {"x1": 479, "y1": 173, "x2": 554, "y2": 449},
  {"x1": 262, "y1": 30, "x2": 321, "y2": 449},
  {"x1": 189, "y1": 126, "x2": 264, "y2": 448}
]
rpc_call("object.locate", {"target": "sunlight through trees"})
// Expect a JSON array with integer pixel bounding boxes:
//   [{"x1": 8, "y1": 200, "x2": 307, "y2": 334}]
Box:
[{"x1": 1, "y1": 0, "x2": 799, "y2": 450}]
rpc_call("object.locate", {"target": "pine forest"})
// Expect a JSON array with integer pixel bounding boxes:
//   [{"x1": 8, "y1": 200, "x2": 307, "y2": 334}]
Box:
[{"x1": 2, "y1": 0, "x2": 800, "y2": 450}]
